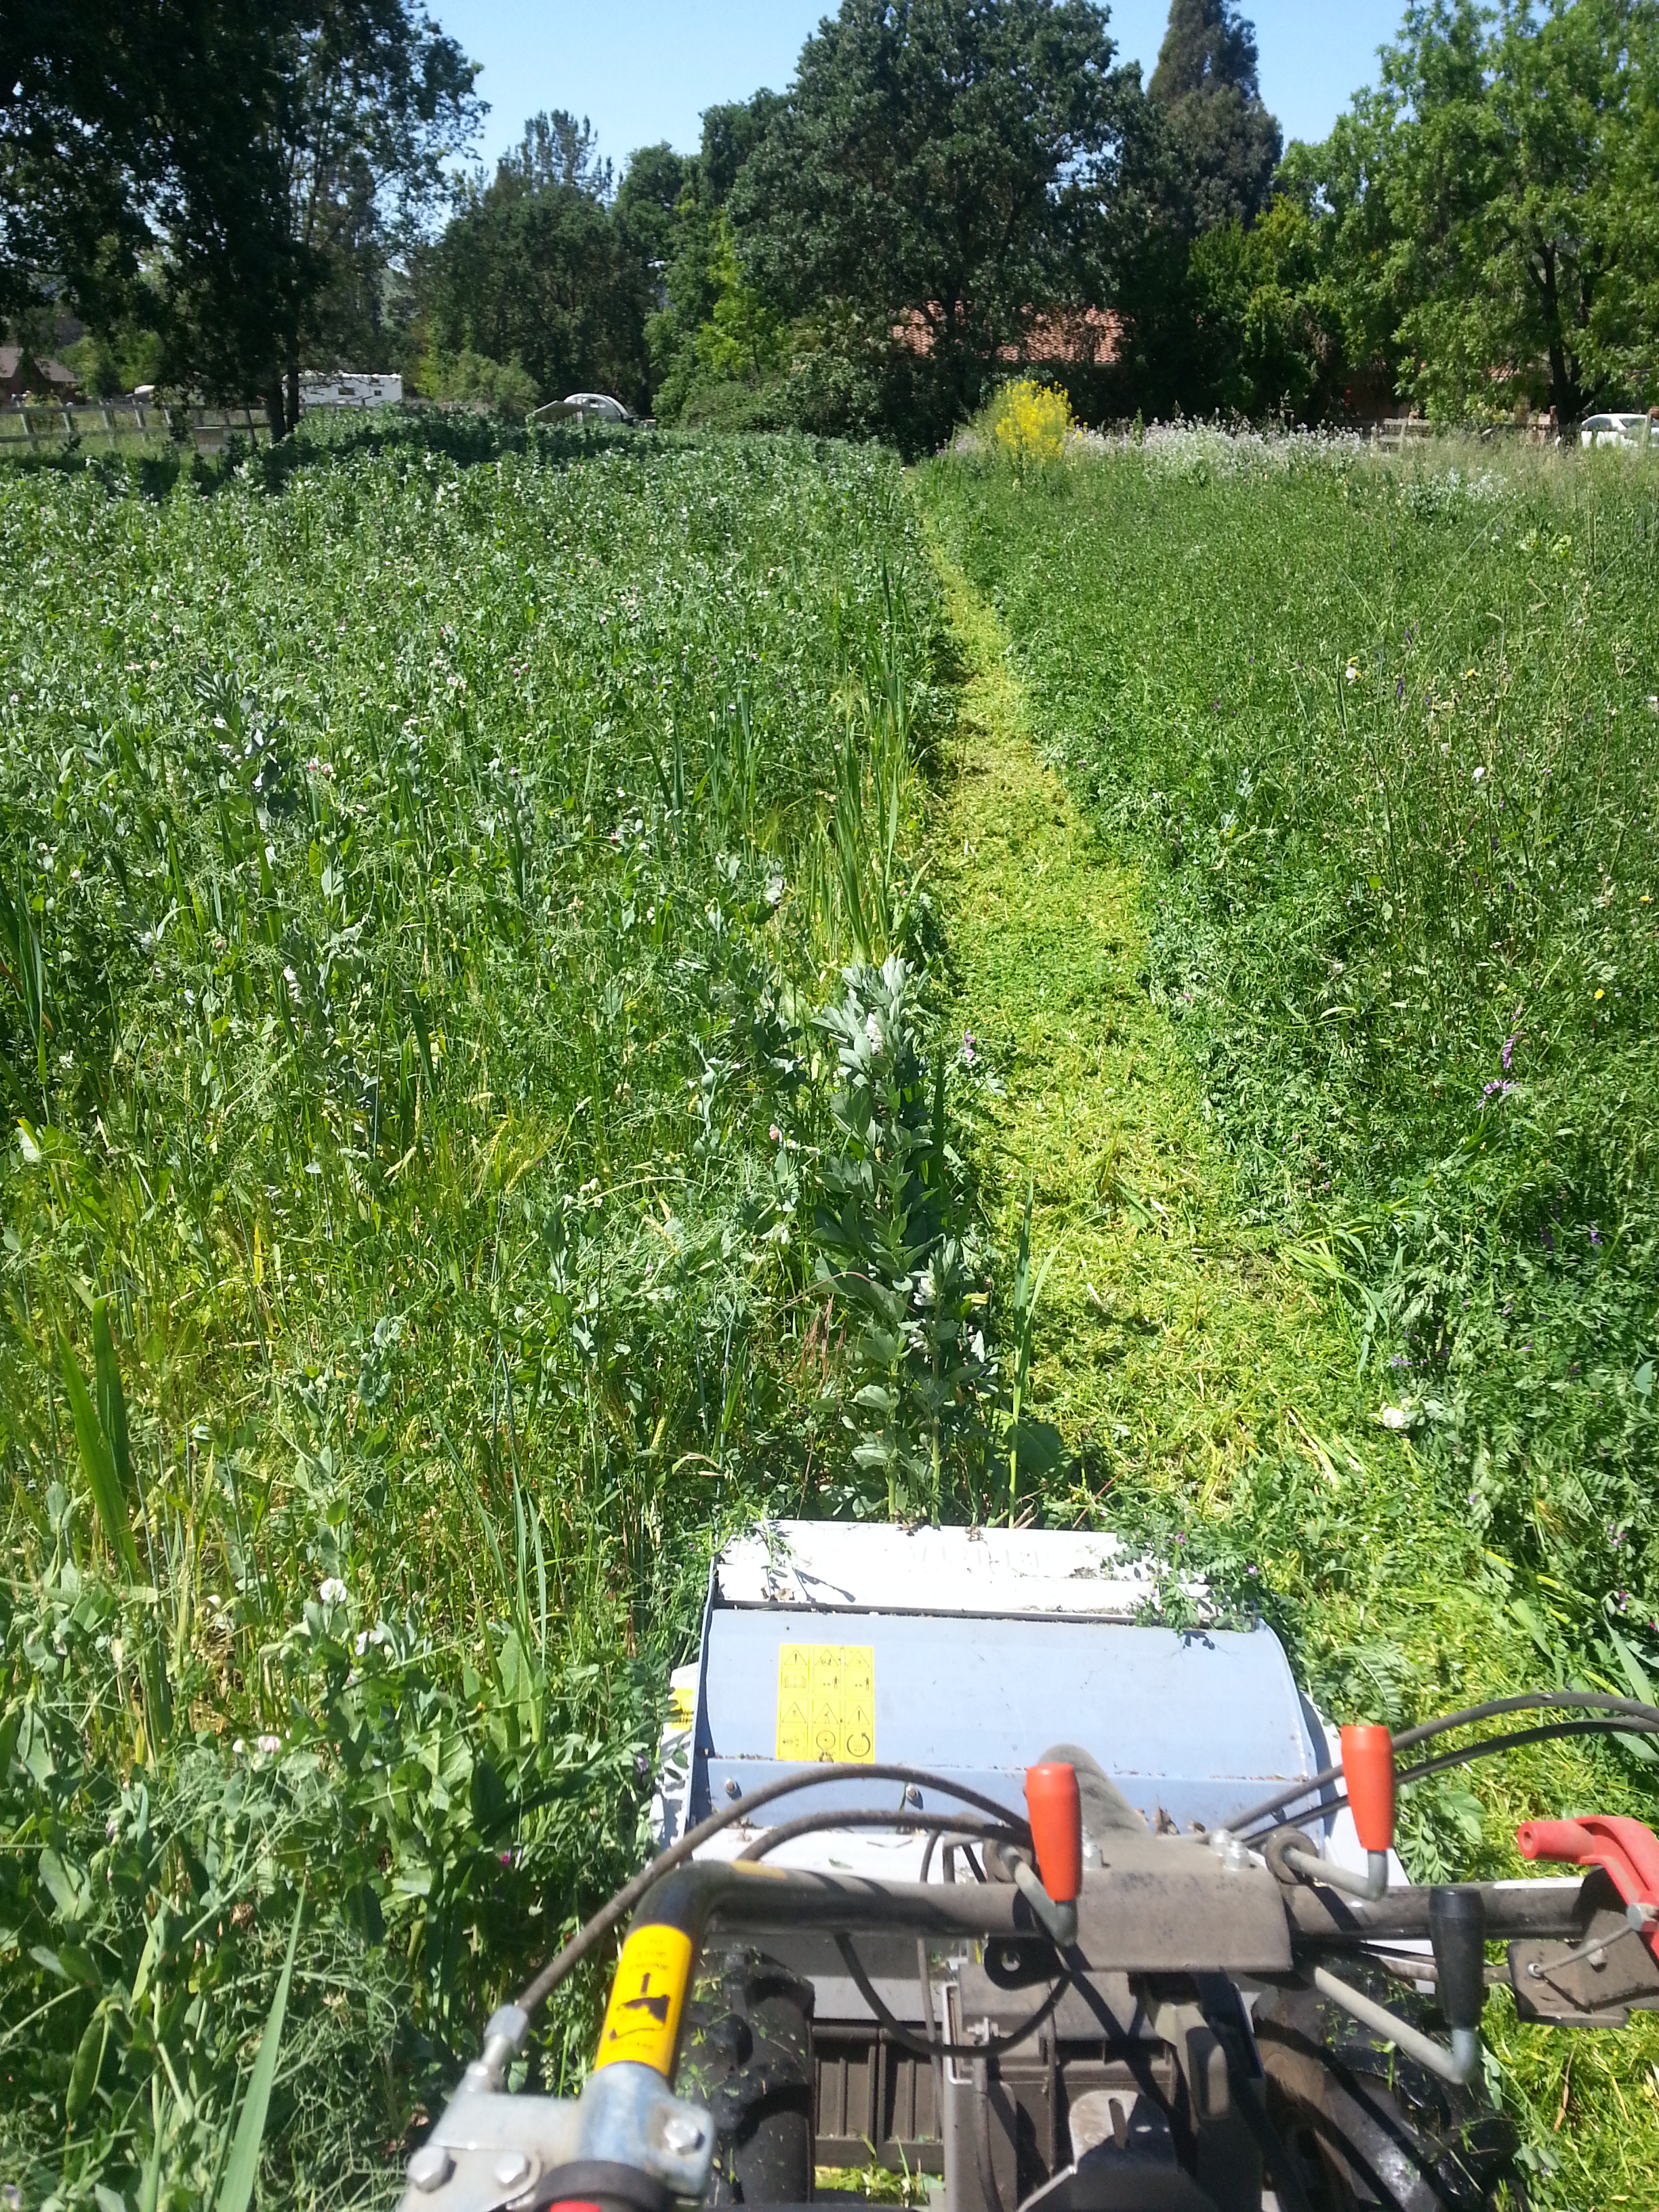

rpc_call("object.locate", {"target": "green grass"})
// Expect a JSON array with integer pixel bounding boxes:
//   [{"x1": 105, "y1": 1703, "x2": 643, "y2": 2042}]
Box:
[
  {"x1": 921, "y1": 428, "x2": 1659, "y2": 2205},
  {"x1": 0, "y1": 413, "x2": 965, "y2": 2209},
  {"x1": 7, "y1": 405, "x2": 1659, "y2": 2211}
]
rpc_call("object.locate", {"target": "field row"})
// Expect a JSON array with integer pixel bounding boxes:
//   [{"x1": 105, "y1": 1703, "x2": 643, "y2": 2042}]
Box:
[{"x1": 0, "y1": 417, "x2": 965, "y2": 2205}]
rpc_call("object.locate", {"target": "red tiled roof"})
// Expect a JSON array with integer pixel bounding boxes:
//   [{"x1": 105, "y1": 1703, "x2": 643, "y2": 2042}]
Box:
[{"x1": 893, "y1": 305, "x2": 1120, "y2": 366}]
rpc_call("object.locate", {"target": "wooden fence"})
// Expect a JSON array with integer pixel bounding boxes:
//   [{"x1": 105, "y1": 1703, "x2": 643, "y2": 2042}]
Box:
[
  {"x1": 0, "y1": 401, "x2": 274, "y2": 453},
  {"x1": 1370, "y1": 415, "x2": 1561, "y2": 453}
]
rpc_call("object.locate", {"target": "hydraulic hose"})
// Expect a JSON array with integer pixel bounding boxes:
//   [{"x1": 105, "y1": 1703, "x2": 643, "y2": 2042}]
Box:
[
  {"x1": 1248, "y1": 1718, "x2": 1659, "y2": 1847},
  {"x1": 514, "y1": 1759, "x2": 1027, "y2": 2013},
  {"x1": 1229, "y1": 1694, "x2": 1659, "y2": 1838}
]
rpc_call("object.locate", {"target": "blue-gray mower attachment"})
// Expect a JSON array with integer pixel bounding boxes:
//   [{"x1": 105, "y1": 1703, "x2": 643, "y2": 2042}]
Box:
[{"x1": 399, "y1": 1523, "x2": 1659, "y2": 2212}]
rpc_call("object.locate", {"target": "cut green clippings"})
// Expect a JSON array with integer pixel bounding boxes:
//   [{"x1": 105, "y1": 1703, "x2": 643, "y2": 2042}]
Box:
[{"x1": 924, "y1": 432, "x2": 1659, "y2": 1653}]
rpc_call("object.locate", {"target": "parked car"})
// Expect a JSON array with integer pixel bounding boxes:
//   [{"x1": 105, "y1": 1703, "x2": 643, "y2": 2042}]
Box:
[{"x1": 1579, "y1": 411, "x2": 1654, "y2": 449}]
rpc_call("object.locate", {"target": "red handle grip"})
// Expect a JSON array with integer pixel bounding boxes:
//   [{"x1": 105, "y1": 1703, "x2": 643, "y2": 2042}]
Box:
[
  {"x1": 1025, "y1": 1762, "x2": 1082, "y2": 1904},
  {"x1": 1516, "y1": 1814, "x2": 1659, "y2": 1957},
  {"x1": 1340, "y1": 1723, "x2": 1395, "y2": 1856}
]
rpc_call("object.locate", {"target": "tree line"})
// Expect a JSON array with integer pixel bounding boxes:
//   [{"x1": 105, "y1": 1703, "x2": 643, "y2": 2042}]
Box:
[{"x1": 6, "y1": 0, "x2": 1656, "y2": 449}]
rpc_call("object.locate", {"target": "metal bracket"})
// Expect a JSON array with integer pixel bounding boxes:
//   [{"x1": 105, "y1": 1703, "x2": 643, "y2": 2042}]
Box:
[
  {"x1": 1310, "y1": 1966, "x2": 1477, "y2": 2085},
  {"x1": 1509, "y1": 1906, "x2": 1659, "y2": 2028},
  {"x1": 997, "y1": 1844, "x2": 1079, "y2": 1947},
  {"x1": 396, "y1": 2059, "x2": 715, "y2": 2212},
  {"x1": 1282, "y1": 1846, "x2": 1389, "y2": 1903}
]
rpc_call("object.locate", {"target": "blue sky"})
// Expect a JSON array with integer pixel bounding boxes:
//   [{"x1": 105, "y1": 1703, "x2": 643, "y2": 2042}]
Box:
[{"x1": 436, "y1": 0, "x2": 1406, "y2": 178}]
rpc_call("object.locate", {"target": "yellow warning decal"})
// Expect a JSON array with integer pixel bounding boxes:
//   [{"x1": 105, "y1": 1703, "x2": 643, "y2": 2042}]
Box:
[
  {"x1": 775, "y1": 1643, "x2": 876, "y2": 1763},
  {"x1": 594, "y1": 1924, "x2": 693, "y2": 2074},
  {"x1": 668, "y1": 1680, "x2": 696, "y2": 1727}
]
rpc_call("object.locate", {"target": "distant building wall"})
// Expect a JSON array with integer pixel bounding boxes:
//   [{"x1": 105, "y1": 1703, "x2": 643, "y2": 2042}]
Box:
[{"x1": 891, "y1": 307, "x2": 1119, "y2": 368}]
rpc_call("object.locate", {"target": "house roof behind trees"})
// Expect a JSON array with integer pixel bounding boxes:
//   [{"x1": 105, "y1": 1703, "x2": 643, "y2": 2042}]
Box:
[{"x1": 0, "y1": 347, "x2": 78, "y2": 398}]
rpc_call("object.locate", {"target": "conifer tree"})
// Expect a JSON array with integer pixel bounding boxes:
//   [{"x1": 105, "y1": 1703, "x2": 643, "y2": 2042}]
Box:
[{"x1": 1147, "y1": 0, "x2": 1281, "y2": 228}]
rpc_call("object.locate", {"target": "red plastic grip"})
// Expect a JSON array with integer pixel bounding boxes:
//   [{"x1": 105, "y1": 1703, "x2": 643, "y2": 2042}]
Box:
[
  {"x1": 1025, "y1": 1762, "x2": 1082, "y2": 1904},
  {"x1": 1340, "y1": 1723, "x2": 1396, "y2": 1855},
  {"x1": 1517, "y1": 1814, "x2": 1659, "y2": 1959}
]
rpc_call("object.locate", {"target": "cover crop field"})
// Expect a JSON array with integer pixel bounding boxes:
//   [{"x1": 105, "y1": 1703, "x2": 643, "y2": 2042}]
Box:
[
  {"x1": 1, "y1": 413, "x2": 1656, "y2": 2209},
  {"x1": 0, "y1": 417, "x2": 970, "y2": 2205}
]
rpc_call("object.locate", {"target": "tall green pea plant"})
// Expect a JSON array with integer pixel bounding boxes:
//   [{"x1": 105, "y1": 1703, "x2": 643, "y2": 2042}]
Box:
[{"x1": 811, "y1": 956, "x2": 990, "y2": 1521}]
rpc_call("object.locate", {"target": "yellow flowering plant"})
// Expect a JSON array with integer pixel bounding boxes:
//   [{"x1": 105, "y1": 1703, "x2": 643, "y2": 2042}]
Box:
[{"x1": 986, "y1": 377, "x2": 1074, "y2": 472}]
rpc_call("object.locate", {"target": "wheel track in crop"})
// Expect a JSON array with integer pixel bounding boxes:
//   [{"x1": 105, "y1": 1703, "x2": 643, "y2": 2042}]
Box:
[{"x1": 926, "y1": 540, "x2": 1402, "y2": 1522}]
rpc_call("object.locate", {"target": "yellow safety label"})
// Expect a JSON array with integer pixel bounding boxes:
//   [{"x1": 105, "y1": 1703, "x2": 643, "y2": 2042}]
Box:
[
  {"x1": 775, "y1": 1643, "x2": 876, "y2": 1763},
  {"x1": 668, "y1": 1681, "x2": 696, "y2": 1727},
  {"x1": 594, "y1": 1924, "x2": 693, "y2": 2074}
]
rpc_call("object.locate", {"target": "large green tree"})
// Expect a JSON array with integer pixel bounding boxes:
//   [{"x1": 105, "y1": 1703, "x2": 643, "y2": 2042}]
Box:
[
  {"x1": 0, "y1": 0, "x2": 155, "y2": 336},
  {"x1": 727, "y1": 0, "x2": 1143, "y2": 449},
  {"x1": 424, "y1": 121, "x2": 654, "y2": 410},
  {"x1": 1147, "y1": 0, "x2": 1282, "y2": 228},
  {"x1": 1285, "y1": 0, "x2": 1643, "y2": 422},
  {"x1": 642, "y1": 95, "x2": 790, "y2": 426},
  {"x1": 613, "y1": 142, "x2": 689, "y2": 279},
  {"x1": 3, "y1": 0, "x2": 480, "y2": 435},
  {"x1": 1177, "y1": 198, "x2": 1342, "y2": 415},
  {"x1": 1586, "y1": 4, "x2": 1659, "y2": 397}
]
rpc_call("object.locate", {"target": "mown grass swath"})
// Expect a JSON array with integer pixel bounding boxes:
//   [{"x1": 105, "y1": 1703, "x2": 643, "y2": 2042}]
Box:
[
  {"x1": 925, "y1": 423, "x2": 1659, "y2": 2198},
  {"x1": 0, "y1": 414, "x2": 978, "y2": 2209},
  {"x1": 926, "y1": 429, "x2": 1659, "y2": 1652}
]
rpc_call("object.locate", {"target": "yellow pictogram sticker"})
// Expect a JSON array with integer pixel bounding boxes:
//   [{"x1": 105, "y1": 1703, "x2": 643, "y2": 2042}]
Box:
[
  {"x1": 594, "y1": 1924, "x2": 693, "y2": 2074},
  {"x1": 775, "y1": 1643, "x2": 876, "y2": 1763}
]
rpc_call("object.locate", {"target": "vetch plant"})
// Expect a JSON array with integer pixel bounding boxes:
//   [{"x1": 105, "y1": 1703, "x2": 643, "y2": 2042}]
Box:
[{"x1": 811, "y1": 956, "x2": 990, "y2": 1521}]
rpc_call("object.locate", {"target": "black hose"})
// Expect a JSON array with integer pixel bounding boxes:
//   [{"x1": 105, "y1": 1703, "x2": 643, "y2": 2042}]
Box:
[
  {"x1": 736, "y1": 1808, "x2": 1024, "y2": 1862},
  {"x1": 974, "y1": 2053, "x2": 1008, "y2": 2212},
  {"x1": 1244, "y1": 1716, "x2": 1659, "y2": 1843},
  {"x1": 514, "y1": 1760, "x2": 1027, "y2": 2013},
  {"x1": 1228, "y1": 1692, "x2": 1659, "y2": 1837}
]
